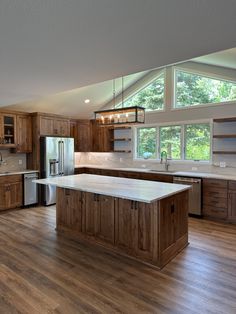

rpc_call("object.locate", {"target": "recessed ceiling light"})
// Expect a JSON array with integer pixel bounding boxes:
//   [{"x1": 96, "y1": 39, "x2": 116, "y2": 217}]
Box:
[{"x1": 84, "y1": 99, "x2": 90, "y2": 103}]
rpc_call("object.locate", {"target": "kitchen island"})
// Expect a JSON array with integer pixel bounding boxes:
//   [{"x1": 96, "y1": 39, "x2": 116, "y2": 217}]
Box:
[{"x1": 35, "y1": 174, "x2": 190, "y2": 268}]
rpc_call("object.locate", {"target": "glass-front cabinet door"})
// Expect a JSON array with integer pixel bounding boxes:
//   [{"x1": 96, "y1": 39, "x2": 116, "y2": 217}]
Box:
[{"x1": 0, "y1": 114, "x2": 16, "y2": 147}]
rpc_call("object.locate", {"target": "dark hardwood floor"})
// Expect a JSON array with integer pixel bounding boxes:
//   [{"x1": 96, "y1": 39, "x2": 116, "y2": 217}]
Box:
[{"x1": 0, "y1": 206, "x2": 236, "y2": 314}]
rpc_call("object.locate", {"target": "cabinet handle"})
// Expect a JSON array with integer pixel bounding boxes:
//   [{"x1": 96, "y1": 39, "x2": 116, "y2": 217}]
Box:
[
  {"x1": 171, "y1": 204, "x2": 175, "y2": 213},
  {"x1": 134, "y1": 201, "x2": 138, "y2": 210}
]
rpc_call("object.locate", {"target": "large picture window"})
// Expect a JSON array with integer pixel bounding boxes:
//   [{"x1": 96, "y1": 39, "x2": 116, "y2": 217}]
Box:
[
  {"x1": 121, "y1": 72, "x2": 165, "y2": 111},
  {"x1": 136, "y1": 122, "x2": 211, "y2": 161},
  {"x1": 136, "y1": 127, "x2": 157, "y2": 159},
  {"x1": 175, "y1": 70, "x2": 236, "y2": 108},
  {"x1": 185, "y1": 123, "x2": 211, "y2": 161},
  {"x1": 160, "y1": 125, "x2": 181, "y2": 159}
]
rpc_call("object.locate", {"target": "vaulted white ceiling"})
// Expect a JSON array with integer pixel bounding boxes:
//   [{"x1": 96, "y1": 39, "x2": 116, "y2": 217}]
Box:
[{"x1": 1, "y1": 0, "x2": 236, "y2": 114}]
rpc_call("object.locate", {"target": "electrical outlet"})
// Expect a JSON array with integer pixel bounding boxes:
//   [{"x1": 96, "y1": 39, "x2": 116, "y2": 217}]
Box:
[
  {"x1": 192, "y1": 166, "x2": 198, "y2": 171},
  {"x1": 119, "y1": 158, "x2": 123, "y2": 162},
  {"x1": 105, "y1": 157, "x2": 108, "y2": 161},
  {"x1": 18, "y1": 159, "x2": 22, "y2": 165}
]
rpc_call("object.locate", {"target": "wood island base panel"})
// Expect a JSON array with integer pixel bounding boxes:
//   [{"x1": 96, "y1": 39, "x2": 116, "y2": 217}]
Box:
[
  {"x1": 56, "y1": 188, "x2": 189, "y2": 269},
  {"x1": 35, "y1": 174, "x2": 190, "y2": 269}
]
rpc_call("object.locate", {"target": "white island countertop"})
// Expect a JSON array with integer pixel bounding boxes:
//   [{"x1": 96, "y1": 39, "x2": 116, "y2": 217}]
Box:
[{"x1": 34, "y1": 174, "x2": 190, "y2": 203}]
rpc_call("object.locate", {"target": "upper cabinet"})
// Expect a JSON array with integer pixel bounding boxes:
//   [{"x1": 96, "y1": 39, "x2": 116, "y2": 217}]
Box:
[
  {"x1": 39, "y1": 115, "x2": 70, "y2": 137},
  {"x1": 71, "y1": 119, "x2": 112, "y2": 152},
  {"x1": 15, "y1": 114, "x2": 32, "y2": 153},
  {"x1": 0, "y1": 113, "x2": 16, "y2": 148}
]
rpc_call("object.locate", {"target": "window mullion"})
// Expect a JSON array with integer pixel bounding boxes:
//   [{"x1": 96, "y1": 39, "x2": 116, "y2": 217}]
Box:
[{"x1": 181, "y1": 125, "x2": 185, "y2": 160}]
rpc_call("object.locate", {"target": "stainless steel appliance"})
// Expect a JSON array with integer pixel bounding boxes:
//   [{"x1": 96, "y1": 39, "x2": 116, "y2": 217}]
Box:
[
  {"x1": 24, "y1": 172, "x2": 39, "y2": 206},
  {"x1": 40, "y1": 136, "x2": 74, "y2": 205},
  {"x1": 173, "y1": 176, "x2": 202, "y2": 216}
]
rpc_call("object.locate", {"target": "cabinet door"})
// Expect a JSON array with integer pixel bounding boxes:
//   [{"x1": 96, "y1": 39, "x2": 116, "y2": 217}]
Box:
[
  {"x1": 54, "y1": 119, "x2": 70, "y2": 136},
  {"x1": 0, "y1": 184, "x2": 8, "y2": 210},
  {"x1": 115, "y1": 199, "x2": 136, "y2": 253},
  {"x1": 56, "y1": 188, "x2": 83, "y2": 231},
  {"x1": 91, "y1": 120, "x2": 111, "y2": 152},
  {"x1": 40, "y1": 116, "x2": 54, "y2": 136},
  {"x1": 96, "y1": 195, "x2": 115, "y2": 244},
  {"x1": 159, "y1": 196, "x2": 175, "y2": 252},
  {"x1": 0, "y1": 115, "x2": 3, "y2": 139},
  {"x1": 175, "y1": 191, "x2": 188, "y2": 240},
  {"x1": 135, "y1": 202, "x2": 154, "y2": 260},
  {"x1": 7, "y1": 182, "x2": 22, "y2": 209},
  {"x1": 84, "y1": 192, "x2": 98, "y2": 236},
  {"x1": 70, "y1": 120, "x2": 79, "y2": 151},
  {"x1": 77, "y1": 120, "x2": 92, "y2": 152},
  {"x1": 16, "y1": 115, "x2": 32, "y2": 153},
  {"x1": 228, "y1": 191, "x2": 236, "y2": 222}
]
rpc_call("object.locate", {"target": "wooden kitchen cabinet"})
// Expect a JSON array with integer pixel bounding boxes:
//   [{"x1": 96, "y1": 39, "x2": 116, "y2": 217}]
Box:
[
  {"x1": 84, "y1": 192, "x2": 115, "y2": 244},
  {"x1": 15, "y1": 114, "x2": 32, "y2": 153},
  {"x1": 115, "y1": 198, "x2": 154, "y2": 260},
  {"x1": 159, "y1": 191, "x2": 188, "y2": 266},
  {"x1": 39, "y1": 115, "x2": 70, "y2": 136},
  {"x1": 95, "y1": 194, "x2": 115, "y2": 244},
  {"x1": 90, "y1": 120, "x2": 112, "y2": 152},
  {"x1": 202, "y1": 179, "x2": 228, "y2": 220},
  {"x1": 56, "y1": 187, "x2": 83, "y2": 232},
  {"x1": 76, "y1": 120, "x2": 92, "y2": 152},
  {"x1": 0, "y1": 175, "x2": 22, "y2": 210},
  {"x1": 0, "y1": 113, "x2": 16, "y2": 148},
  {"x1": 228, "y1": 181, "x2": 236, "y2": 222}
]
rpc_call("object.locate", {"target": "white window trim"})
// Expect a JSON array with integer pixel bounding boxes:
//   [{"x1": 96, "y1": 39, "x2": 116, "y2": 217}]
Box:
[
  {"x1": 172, "y1": 66, "x2": 236, "y2": 110},
  {"x1": 133, "y1": 119, "x2": 212, "y2": 163}
]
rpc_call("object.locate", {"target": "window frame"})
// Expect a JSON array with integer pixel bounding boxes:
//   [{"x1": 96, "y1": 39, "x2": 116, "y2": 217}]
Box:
[
  {"x1": 172, "y1": 67, "x2": 236, "y2": 110},
  {"x1": 116, "y1": 69, "x2": 167, "y2": 113},
  {"x1": 134, "y1": 119, "x2": 212, "y2": 163}
]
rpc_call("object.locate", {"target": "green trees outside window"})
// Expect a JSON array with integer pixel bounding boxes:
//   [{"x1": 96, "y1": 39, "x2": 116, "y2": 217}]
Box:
[
  {"x1": 122, "y1": 73, "x2": 165, "y2": 111},
  {"x1": 175, "y1": 70, "x2": 236, "y2": 108},
  {"x1": 137, "y1": 127, "x2": 157, "y2": 159},
  {"x1": 185, "y1": 124, "x2": 211, "y2": 160},
  {"x1": 136, "y1": 123, "x2": 211, "y2": 161},
  {"x1": 160, "y1": 126, "x2": 181, "y2": 159}
]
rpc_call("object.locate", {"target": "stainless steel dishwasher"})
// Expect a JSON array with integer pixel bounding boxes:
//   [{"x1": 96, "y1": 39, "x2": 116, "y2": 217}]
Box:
[
  {"x1": 23, "y1": 172, "x2": 39, "y2": 206},
  {"x1": 173, "y1": 176, "x2": 202, "y2": 216}
]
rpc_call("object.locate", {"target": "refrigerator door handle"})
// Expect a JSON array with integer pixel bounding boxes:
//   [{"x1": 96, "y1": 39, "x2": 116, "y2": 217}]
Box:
[
  {"x1": 61, "y1": 141, "x2": 65, "y2": 175},
  {"x1": 58, "y1": 141, "x2": 62, "y2": 175}
]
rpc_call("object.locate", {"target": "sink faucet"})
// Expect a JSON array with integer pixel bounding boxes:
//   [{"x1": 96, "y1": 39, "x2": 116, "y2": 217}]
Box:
[{"x1": 160, "y1": 150, "x2": 171, "y2": 171}]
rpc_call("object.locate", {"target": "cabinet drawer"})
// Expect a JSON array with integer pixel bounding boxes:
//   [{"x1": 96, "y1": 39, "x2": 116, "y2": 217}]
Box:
[
  {"x1": 203, "y1": 178, "x2": 228, "y2": 189},
  {"x1": 228, "y1": 180, "x2": 236, "y2": 191},
  {"x1": 203, "y1": 205, "x2": 227, "y2": 219},
  {"x1": 203, "y1": 196, "x2": 228, "y2": 209},
  {"x1": 0, "y1": 174, "x2": 22, "y2": 184},
  {"x1": 203, "y1": 188, "x2": 228, "y2": 198}
]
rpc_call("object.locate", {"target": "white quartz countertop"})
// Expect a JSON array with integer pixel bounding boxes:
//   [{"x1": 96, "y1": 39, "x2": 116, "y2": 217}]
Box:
[
  {"x1": 34, "y1": 174, "x2": 190, "y2": 203},
  {"x1": 0, "y1": 170, "x2": 39, "y2": 176},
  {"x1": 75, "y1": 164, "x2": 236, "y2": 181}
]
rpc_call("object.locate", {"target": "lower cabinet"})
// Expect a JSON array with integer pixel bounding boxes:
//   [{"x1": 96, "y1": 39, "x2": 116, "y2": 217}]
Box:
[
  {"x1": 0, "y1": 175, "x2": 22, "y2": 210},
  {"x1": 56, "y1": 188, "x2": 83, "y2": 232},
  {"x1": 116, "y1": 199, "x2": 154, "y2": 261},
  {"x1": 159, "y1": 192, "x2": 188, "y2": 266},
  {"x1": 84, "y1": 193, "x2": 115, "y2": 244},
  {"x1": 228, "y1": 181, "x2": 236, "y2": 223}
]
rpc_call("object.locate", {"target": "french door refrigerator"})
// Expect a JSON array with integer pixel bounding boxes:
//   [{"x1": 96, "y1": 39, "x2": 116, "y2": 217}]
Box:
[{"x1": 40, "y1": 136, "x2": 74, "y2": 205}]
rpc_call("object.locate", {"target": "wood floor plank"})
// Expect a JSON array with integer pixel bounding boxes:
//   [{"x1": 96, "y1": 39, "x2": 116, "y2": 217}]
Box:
[{"x1": 0, "y1": 206, "x2": 236, "y2": 313}]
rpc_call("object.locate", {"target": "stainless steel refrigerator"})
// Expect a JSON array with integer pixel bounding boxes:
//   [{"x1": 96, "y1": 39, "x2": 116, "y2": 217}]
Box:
[{"x1": 40, "y1": 136, "x2": 74, "y2": 205}]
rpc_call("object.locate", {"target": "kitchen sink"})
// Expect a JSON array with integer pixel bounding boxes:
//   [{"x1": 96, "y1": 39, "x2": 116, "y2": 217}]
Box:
[{"x1": 149, "y1": 169, "x2": 176, "y2": 173}]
